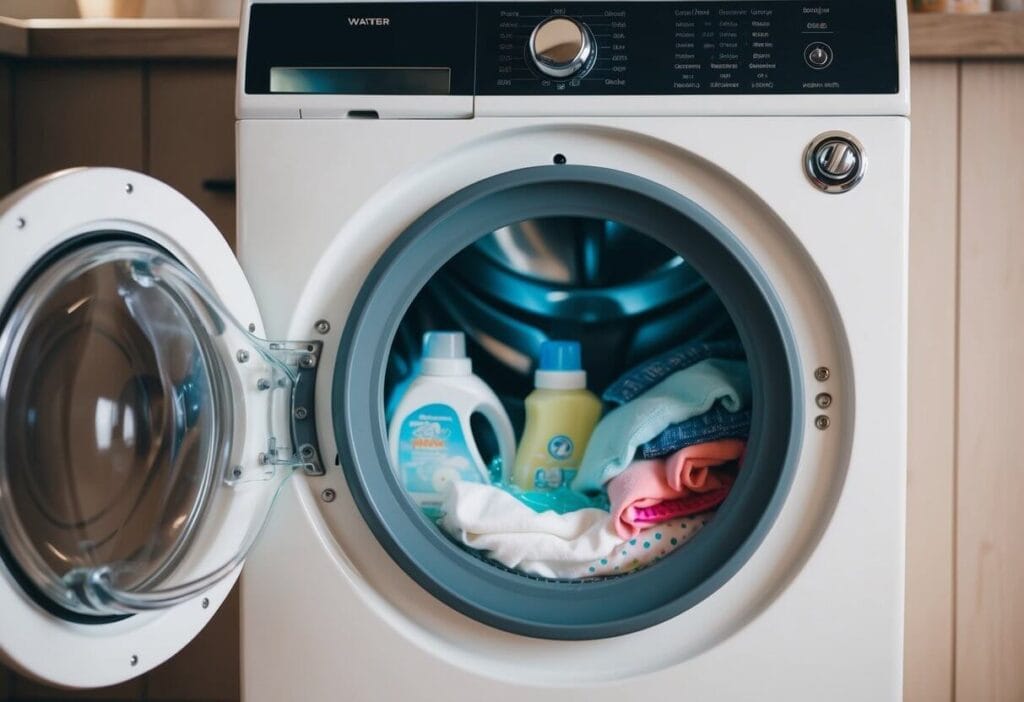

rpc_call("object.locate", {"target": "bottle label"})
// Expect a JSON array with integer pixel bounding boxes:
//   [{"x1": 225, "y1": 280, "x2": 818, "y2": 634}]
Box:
[
  {"x1": 397, "y1": 403, "x2": 483, "y2": 501},
  {"x1": 547, "y1": 435, "x2": 574, "y2": 460},
  {"x1": 532, "y1": 467, "x2": 578, "y2": 490}
]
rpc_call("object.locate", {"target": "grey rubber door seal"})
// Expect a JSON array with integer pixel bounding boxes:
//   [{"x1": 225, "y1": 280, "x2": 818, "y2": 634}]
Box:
[{"x1": 334, "y1": 165, "x2": 804, "y2": 640}]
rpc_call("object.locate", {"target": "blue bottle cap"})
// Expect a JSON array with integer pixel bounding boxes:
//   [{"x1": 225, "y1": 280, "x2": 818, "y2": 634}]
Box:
[
  {"x1": 539, "y1": 340, "x2": 582, "y2": 372},
  {"x1": 423, "y1": 331, "x2": 466, "y2": 359}
]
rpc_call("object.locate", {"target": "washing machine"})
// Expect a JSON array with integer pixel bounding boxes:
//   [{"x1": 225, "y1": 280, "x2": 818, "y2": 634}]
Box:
[{"x1": 0, "y1": 0, "x2": 909, "y2": 699}]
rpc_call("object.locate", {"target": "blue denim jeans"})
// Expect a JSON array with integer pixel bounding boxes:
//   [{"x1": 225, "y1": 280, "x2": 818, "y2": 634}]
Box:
[
  {"x1": 603, "y1": 339, "x2": 747, "y2": 404},
  {"x1": 636, "y1": 404, "x2": 752, "y2": 459},
  {"x1": 602, "y1": 340, "x2": 750, "y2": 460}
]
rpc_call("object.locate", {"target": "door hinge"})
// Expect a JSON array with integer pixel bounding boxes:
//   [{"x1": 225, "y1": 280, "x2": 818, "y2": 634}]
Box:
[{"x1": 257, "y1": 341, "x2": 326, "y2": 477}]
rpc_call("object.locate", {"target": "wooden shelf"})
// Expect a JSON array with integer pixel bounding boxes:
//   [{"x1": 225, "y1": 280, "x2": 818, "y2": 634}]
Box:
[
  {"x1": 911, "y1": 13, "x2": 1024, "y2": 59},
  {"x1": 0, "y1": 13, "x2": 1022, "y2": 61},
  {"x1": 0, "y1": 18, "x2": 238, "y2": 59}
]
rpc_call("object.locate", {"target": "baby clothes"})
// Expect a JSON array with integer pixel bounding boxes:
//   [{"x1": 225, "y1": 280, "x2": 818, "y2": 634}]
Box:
[
  {"x1": 625, "y1": 489, "x2": 731, "y2": 531},
  {"x1": 573, "y1": 517, "x2": 709, "y2": 578},
  {"x1": 440, "y1": 481, "x2": 708, "y2": 579},
  {"x1": 607, "y1": 439, "x2": 745, "y2": 539},
  {"x1": 572, "y1": 358, "x2": 751, "y2": 494}
]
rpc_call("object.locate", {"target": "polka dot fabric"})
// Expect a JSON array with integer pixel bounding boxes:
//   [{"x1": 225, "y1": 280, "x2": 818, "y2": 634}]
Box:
[{"x1": 580, "y1": 514, "x2": 710, "y2": 578}]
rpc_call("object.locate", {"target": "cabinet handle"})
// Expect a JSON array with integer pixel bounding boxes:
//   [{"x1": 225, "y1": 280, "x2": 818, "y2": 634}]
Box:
[{"x1": 202, "y1": 178, "x2": 236, "y2": 194}]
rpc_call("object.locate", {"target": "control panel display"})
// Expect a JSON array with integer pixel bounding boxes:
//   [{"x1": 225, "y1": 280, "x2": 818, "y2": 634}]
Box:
[
  {"x1": 245, "y1": 3, "x2": 477, "y2": 95},
  {"x1": 270, "y1": 67, "x2": 452, "y2": 95},
  {"x1": 245, "y1": 0, "x2": 899, "y2": 97}
]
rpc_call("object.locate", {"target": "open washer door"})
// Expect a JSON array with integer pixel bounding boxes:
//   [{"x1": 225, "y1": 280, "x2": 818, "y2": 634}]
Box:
[{"x1": 0, "y1": 168, "x2": 318, "y2": 688}]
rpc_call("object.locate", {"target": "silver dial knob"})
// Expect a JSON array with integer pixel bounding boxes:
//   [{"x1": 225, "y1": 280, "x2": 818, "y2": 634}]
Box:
[
  {"x1": 805, "y1": 132, "x2": 867, "y2": 193},
  {"x1": 816, "y1": 141, "x2": 858, "y2": 178},
  {"x1": 529, "y1": 17, "x2": 592, "y2": 79}
]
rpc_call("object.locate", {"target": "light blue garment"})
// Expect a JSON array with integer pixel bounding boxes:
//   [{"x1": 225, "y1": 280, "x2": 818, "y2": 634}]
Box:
[
  {"x1": 502, "y1": 483, "x2": 610, "y2": 514},
  {"x1": 572, "y1": 358, "x2": 752, "y2": 494}
]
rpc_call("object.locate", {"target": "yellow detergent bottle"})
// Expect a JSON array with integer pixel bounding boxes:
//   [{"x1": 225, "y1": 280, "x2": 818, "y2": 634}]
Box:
[{"x1": 512, "y1": 341, "x2": 602, "y2": 491}]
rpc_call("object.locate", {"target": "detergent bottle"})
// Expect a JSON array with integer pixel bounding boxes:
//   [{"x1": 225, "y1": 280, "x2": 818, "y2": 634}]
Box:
[
  {"x1": 389, "y1": 332, "x2": 516, "y2": 515},
  {"x1": 511, "y1": 341, "x2": 602, "y2": 491}
]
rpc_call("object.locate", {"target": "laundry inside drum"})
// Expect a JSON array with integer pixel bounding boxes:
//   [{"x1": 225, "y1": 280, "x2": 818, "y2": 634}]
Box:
[{"x1": 384, "y1": 217, "x2": 754, "y2": 581}]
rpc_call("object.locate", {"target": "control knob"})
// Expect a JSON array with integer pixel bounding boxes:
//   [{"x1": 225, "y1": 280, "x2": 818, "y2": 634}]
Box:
[
  {"x1": 529, "y1": 16, "x2": 593, "y2": 79},
  {"x1": 805, "y1": 132, "x2": 867, "y2": 193}
]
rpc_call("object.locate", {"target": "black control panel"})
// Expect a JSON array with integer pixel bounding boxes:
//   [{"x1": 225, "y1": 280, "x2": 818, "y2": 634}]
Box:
[
  {"x1": 245, "y1": 0, "x2": 899, "y2": 97},
  {"x1": 245, "y1": 3, "x2": 478, "y2": 95}
]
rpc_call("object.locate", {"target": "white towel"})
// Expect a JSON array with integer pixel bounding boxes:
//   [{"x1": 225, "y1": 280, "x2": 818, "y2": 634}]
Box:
[{"x1": 439, "y1": 482, "x2": 708, "y2": 580}]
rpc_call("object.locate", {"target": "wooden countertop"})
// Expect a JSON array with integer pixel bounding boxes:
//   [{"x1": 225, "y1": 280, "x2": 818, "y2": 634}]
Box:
[
  {"x1": 0, "y1": 13, "x2": 1022, "y2": 61},
  {"x1": 0, "y1": 18, "x2": 238, "y2": 59},
  {"x1": 911, "y1": 12, "x2": 1024, "y2": 58}
]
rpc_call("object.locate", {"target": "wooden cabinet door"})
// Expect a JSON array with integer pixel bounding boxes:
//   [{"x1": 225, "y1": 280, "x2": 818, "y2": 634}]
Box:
[
  {"x1": 0, "y1": 60, "x2": 11, "y2": 195},
  {"x1": 905, "y1": 60, "x2": 959, "y2": 702},
  {"x1": 956, "y1": 61, "x2": 1024, "y2": 702},
  {"x1": 13, "y1": 62, "x2": 145, "y2": 185},
  {"x1": 148, "y1": 63, "x2": 237, "y2": 249}
]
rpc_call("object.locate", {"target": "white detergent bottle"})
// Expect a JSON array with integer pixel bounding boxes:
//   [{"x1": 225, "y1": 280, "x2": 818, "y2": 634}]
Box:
[{"x1": 389, "y1": 331, "x2": 516, "y2": 514}]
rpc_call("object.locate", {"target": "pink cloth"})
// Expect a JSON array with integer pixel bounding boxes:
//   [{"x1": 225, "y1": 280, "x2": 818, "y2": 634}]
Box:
[{"x1": 607, "y1": 439, "x2": 745, "y2": 539}]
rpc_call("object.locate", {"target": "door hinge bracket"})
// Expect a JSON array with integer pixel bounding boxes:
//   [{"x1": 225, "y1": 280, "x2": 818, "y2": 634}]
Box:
[
  {"x1": 288, "y1": 340, "x2": 325, "y2": 476},
  {"x1": 263, "y1": 340, "x2": 325, "y2": 477}
]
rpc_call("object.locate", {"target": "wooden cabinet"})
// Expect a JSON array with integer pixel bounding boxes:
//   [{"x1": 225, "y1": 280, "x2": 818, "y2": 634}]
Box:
[
  {"x1": 0, "y1": 60, "x2": 11, "y2": 194},
  {"x1": 3, "y1": 60, "x2": 236, "y2": 245},
  {"x1": 0, "y1": 57, "x2": 239, "y2": 702},
  {"x1": 905, "y1": 59, "x2": 1024, "y2": 702},
  {"x1": 906, "y1": 60, "x2": 959, "y2": 702},
  {"x1": 954, "y1": 62, "x2": 1024, "y2": 702},
  {"x1": 13, "y1": 62, "x2": 145, "y2": 183},
  {"x1": 145, "y1": 587, "x2": 241, "y2": 702},
  {"x1": 149, "y1": 63, "x2": 236, "y2": 247}
]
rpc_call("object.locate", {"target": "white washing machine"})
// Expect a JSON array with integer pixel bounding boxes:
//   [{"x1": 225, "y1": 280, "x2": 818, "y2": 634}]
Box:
[{"x1": 0, "y1": 0, "x2": 909, "y2": 699}]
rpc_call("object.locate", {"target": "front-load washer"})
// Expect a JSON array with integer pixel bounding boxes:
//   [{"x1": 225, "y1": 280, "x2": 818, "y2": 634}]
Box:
[{"x1": 0, "y1": 0, "x2": 909, "y2": 699}]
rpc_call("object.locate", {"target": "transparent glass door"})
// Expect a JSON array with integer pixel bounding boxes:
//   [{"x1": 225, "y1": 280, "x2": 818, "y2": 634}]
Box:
[{"x1": 0, "y1": 240, "x2": 302, "y2": 618}]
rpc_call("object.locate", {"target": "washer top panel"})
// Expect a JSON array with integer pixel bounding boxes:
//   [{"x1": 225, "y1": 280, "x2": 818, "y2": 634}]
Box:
[{"x1": 244, "y1": 0, "x2": 899, "y2": 97}]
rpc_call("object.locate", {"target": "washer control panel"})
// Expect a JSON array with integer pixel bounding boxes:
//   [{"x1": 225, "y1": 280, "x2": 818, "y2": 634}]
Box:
[
  {"x1": 244, "y1": 0, "x2": 898, "y2": 97},
  {"x1": 476, "y1": 0, "x2": 898, "y2": 95}
]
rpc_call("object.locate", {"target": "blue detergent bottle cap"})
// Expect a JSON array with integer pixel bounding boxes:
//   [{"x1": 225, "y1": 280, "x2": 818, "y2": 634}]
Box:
[
  {"x1": 421, "y1": 331, "x2": 472, "y2": 376},
  {"x1": 423, "y1": 331, "x2": 466, "y2": 359},
  {"x1": 539, "y1": 341, "x2": 582, "y2": 371},
  {"x1": 536, "y1": 341, "x2": 587, "y2": 389}
]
